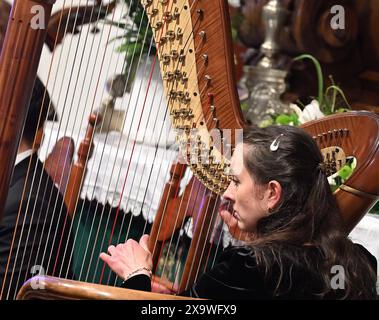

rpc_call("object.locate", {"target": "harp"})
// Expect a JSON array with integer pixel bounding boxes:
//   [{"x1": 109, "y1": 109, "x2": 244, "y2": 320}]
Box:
[{"x1": 0, "y1": 0, "x2": 377, "y2": 300}]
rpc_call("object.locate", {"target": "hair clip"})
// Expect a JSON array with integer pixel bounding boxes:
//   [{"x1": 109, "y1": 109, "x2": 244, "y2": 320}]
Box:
[{"x1": 270, "y1": 134, "x2": 284, "y2": 152}]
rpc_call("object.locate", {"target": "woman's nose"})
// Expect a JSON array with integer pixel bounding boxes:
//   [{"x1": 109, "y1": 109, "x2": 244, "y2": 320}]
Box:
[{"x1": 222, "y1": 182, "x2": 235, "y2": 202}]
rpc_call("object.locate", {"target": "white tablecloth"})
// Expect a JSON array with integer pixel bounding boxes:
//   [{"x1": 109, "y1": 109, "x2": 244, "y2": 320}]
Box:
[{"x1": 39, "y1": 122, "x2": 179, "y2": 223}]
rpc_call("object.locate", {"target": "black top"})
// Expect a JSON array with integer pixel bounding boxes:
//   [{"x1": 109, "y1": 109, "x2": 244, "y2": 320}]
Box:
[
  {"x1": 121, "y1": 244, "x2": 377, "y2": 299},
  {"x1": 0, "y1": 154, "x2": 73, "y2": 300}
]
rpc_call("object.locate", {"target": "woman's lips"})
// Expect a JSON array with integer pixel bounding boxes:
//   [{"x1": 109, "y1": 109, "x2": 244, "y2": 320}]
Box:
[
  {"x1": 219, "y1": 199, "x2": 239, "y2": 220},
  {"x1": 219, "y1": 199, "x2": 233, "y2": 212}
]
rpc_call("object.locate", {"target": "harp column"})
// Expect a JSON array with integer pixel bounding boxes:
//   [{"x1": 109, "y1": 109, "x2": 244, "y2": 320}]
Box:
[{"x1": 0, "y1": 0, "x2": 55, "y2": 221}]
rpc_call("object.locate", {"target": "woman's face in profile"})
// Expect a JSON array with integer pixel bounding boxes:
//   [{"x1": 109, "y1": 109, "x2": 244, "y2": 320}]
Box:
[{"x1": 223, "y1": 143, "x2": 269, "y2": 233}]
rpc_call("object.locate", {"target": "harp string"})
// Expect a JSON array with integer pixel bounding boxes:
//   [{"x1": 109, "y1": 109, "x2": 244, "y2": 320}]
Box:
[
  {"x1": 211, "y1": 201, "x2": 236, "y2": 270},
  {"x1": 61, "y1": 0, "x2": 145, "y2": 280},
  {"x1": 97, "y1": 0, "x2": 209, "y2": 284},
  {"x1": 2, "y1": 0, "x2": 81, "y2": 299},
  {"x1": 30, "y1": 0, "x2": 117, "y2": 283},
  {"x1": 16, "y1": 0, "x2": 102, "y2": 296},
  {"x1": 69, "y1": 0, "x2": 147, "y2": 282},
  {"x1": 8, "y1": 0, "x2": 229, "y2": 296},
  {"x1": 55, "y1": 3, "x2": 134, "y2": 280},
  {"x1": 98, "y1": 53, "x2": 160, "y2": 283},
  {"x1": 210, "y1": 215, "x2": 226, "y2": 269},
  {"x1": 147, "y1": 159, "x2": 187, "y2": 286},
  {"x1": 106, "y1": 68, "x2": 167, "y2": 285},
  {"x1": 135, "y1": 0, "x2": 230, "y2": 289},
  {"x1": 92, "y1": 0, "x2": 169, "y2": 283},
  {"x1": 167, "y1": 173, "x2": 203, "y2": 292},
  {"x1": 141, "y1": 0, "x2": 210, "y2": 279},
  {"x1": 127, "y1": 0, "x2": 215, "y2": 286},
  {"x1": 44, "y1": 0, "x2": 109, "y2": 279},
  {"x1": 193, "y1": 194, "x2": 220, "y2": 286},
  {"x1": 69, "y1": 1, "x2": 155, "y2": 282},
  {"x1": 25, "y1": 0, "x2": 92, "y2": 283},
  {"x1": 12, "y1": 0, "x2": 117, "y2": 294},
  {"x1": 156, "y1": 2, "x2": 242, "y2": 288},
  {"x1": 182, "y1": 189, "x2": 214, "y2": 290},
  {"x1": 66, "y1": 0, "x2": 223, "y2": 290},
  {"x1": 81, "y1": 38, "x2": 158, "y2": 284}
]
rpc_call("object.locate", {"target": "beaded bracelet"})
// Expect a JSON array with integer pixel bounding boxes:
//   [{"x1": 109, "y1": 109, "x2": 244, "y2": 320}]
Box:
[{"x1": 125, "y1": 267, "x2": 152, "y2": 281}]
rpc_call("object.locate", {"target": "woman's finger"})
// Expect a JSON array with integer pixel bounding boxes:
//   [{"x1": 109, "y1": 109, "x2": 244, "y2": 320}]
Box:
[
  {"x1": 107, "y1": 245, "x2": 116, "y2": 255},
  {"x1": 139, "y1": 234, "x2": 151, "y2": 253},
  {"x1": 99, "y1": 252, "x2": 111, "y2": 264}
]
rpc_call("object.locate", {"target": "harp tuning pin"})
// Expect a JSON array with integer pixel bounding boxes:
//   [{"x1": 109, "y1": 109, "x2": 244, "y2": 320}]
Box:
[
  {"x1": 163, "y1": 12, "x2": 173, "y2": 22},
  {"x1": 181, "y1": 72, "x2": 188, "y2": 84},
  {"x1": 166, "y1": 30, "x2": 176, "y2": 41},
  {"x1": 179, "y1": 53, "x2": 186, "y2": 63},
  {"x1": 199, "y1": 31, "x2": 206, "y2": 40},
  {"x1": 159, "y1": 0, "x2": 169, "y2": 4},
  {"x1": 173, "y1": 7, "x2": 180, "y2": 20},
  {"x1": 171, "y1": 109, "x2": 180, "y2": 119},
  {"x1": 171, "y1": 50, "x2": 178, "y2": 60},
  {"x1": 163, "y1": 71, "x2": 174, "y2": 81},
  {"x1": 176, "y1": 91, "x2": 184, "y2": 100},
  {"x1": 181, "y1": 92, "x2": 191, "y2": 104},
  {"x1": 174, "y1": 70, "x2": 182, "y2": 80},
  {"x1": 159, "y1": 36, "x2": 168, "y2": 45},
  {"x1": 205, "y1": 75, "x2": 212, "y2": 85},
  {"x1": 153, "y1": 21, "x2": 163, "y2": 30},
  {"x1": 184, "y1": 125, "x2": 191, "y2": 134},
  {"x1": 149, "y1": 8, "x2": 158, "y2": 16},
  {"x1": 143, "y1": 0, "x2": 153, "y2": 7},
  {"x1": 169, "y1": 90, "x2": 177, "y2": 99},
  {"x1": 162, "y1": 54, "x2": 171, "y2": 64},
  {"x1": 176, "y1": 28, "x2": 183, "y2": 39}
]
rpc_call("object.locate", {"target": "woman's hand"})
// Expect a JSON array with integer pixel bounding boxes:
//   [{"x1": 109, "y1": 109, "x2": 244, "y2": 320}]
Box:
[{"x1": 99, "y1": 234, "x2": 153, "y2": 280}]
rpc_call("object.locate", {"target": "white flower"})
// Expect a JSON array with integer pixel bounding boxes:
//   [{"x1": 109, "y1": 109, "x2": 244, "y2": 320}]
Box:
[{"x1": 298, "y1": 100, "x2": 325, "y2": 124}]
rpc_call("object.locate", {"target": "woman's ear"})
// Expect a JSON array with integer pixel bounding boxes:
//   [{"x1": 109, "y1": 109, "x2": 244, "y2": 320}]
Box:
[{"x1": 266, "y1": 180, "x2": 282, "y2": 212}]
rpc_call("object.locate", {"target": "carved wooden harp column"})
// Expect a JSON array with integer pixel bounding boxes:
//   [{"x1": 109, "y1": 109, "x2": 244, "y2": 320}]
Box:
[{"x1": 0, "y1": 0, "x2": 56, "y2": 222}]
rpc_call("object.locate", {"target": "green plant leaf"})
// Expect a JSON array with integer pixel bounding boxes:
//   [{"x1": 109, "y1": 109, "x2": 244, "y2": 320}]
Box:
[
  {"x1": 324, "y1": 85, "x2": 351, "y2": 114},
  {"x1": 293, "y1": 54, "x2": 324, "y2": 107},
  {"x1": 338, "y1": 165, "x2": 353, "y2": 180}
]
